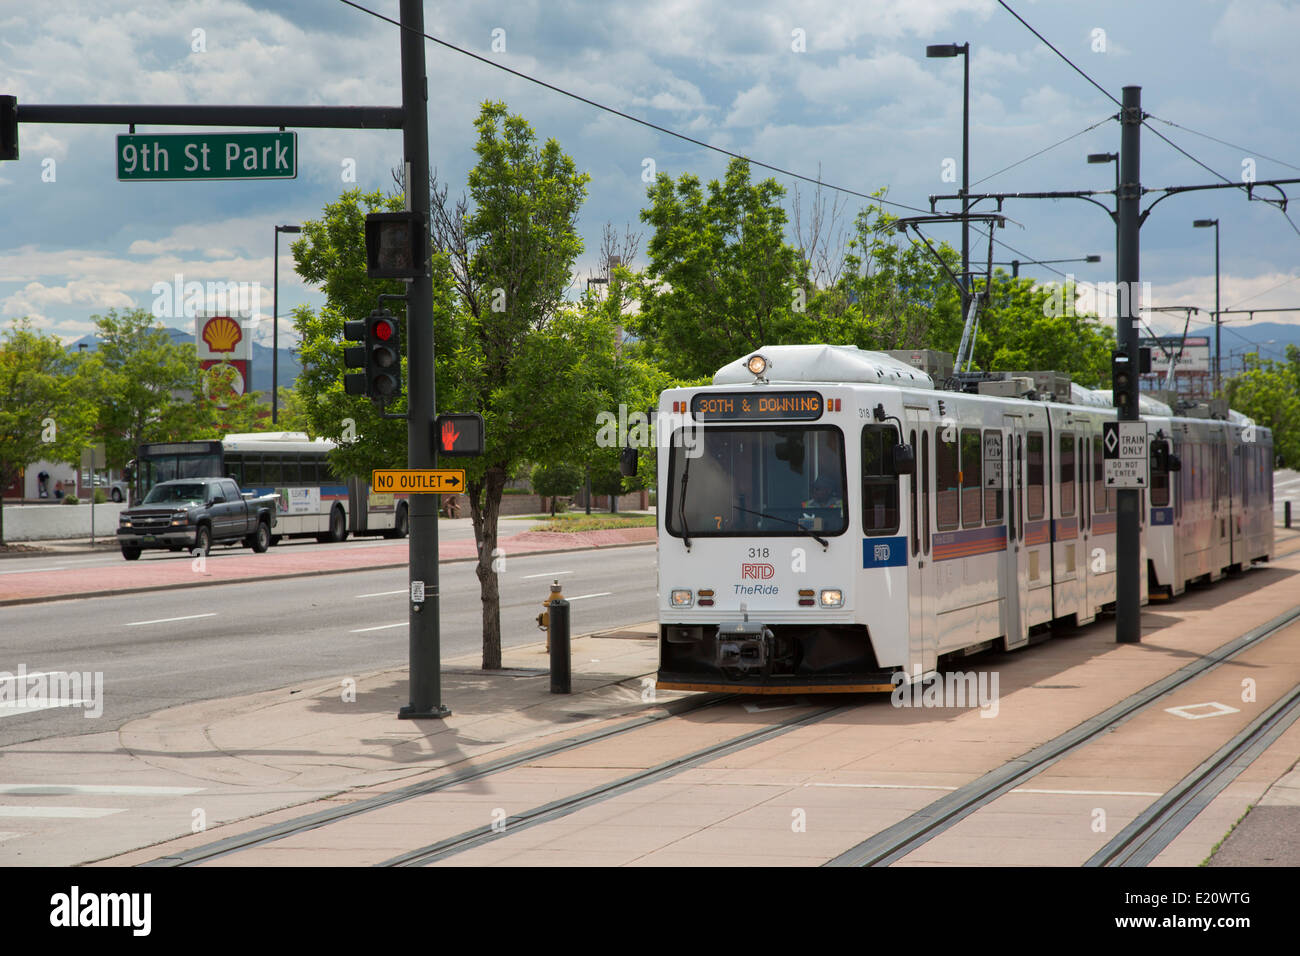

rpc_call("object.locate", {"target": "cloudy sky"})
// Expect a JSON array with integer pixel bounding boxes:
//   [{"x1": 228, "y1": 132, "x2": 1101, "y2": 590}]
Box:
[{"x1": 2, "y1": 0, "x2": 1298, "y2": 360}]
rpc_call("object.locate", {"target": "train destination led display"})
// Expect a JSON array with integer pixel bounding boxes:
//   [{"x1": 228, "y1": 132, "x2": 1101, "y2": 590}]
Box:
[{"x1": 691, "y1": 391, "x2": 823, "y2": 421}]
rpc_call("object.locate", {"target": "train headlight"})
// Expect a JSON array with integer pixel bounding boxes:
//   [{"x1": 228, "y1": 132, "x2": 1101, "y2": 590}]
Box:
[
  {"x1": 746, "y1": 354, "x2": 767, "y2": 377},
  {"x1": 670, "y1": 589, "x2": 694, "y2": 608},
  {"x1": 820, "y1": 589, "x2": 843, "y2": 608}
]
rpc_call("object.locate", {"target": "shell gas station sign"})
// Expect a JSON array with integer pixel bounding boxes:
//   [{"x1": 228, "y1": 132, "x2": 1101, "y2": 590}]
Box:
[{"x1": 195, "y1": 313, "x2": 251, "y2": 408}]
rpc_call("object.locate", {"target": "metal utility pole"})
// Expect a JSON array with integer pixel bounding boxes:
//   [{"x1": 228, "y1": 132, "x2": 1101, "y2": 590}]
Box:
[
  {"x1": 398, "y1": 0, "x2": 448, "y2": 719},
  {"x1": 272, "y1": 223, "x2": 300, "y2": 424},
  {"x1": 1116, "y1": 85, "x2": 1142, "y2": 645}
]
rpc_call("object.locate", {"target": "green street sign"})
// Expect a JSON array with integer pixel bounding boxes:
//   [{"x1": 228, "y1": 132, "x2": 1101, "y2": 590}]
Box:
[{"x1": 117, "y1": 131, "x2": 297, "y2": 181}]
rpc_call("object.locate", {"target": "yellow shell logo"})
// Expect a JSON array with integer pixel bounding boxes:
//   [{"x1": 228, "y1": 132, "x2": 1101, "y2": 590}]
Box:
[{"x1": 202, "y1": 316, "x2": 242, "y2": 352}]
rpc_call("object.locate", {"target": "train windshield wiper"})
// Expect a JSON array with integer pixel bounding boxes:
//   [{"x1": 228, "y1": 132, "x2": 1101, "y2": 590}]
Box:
[{"x1": 733, "y1": 505, "x2": 829, "y2": 548}]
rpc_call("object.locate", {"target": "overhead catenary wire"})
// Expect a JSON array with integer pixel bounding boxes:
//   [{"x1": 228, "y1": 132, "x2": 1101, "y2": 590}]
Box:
[
  {"x1": 337, "y1": 0, "x2": 1101, "y2": 284},
  {"x1": 971, "y1": 115, "x2": 1116, "y2": 188}
]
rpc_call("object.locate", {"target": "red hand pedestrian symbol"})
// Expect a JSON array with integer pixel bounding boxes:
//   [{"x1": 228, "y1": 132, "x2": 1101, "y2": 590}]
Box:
[{"x1": 441, "y1": 420, "x2": 459, "y2": 452}]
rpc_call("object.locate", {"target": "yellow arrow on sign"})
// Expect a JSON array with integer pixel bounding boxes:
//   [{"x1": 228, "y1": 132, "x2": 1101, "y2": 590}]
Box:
[{"x1": 372, "y1": 469, "x2": 466, "y2": 493}]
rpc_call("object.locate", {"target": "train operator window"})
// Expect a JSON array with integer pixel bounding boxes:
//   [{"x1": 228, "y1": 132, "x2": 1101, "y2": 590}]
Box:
[
  {"x1": 961, "y1": 428, "x2": 982, "y2": 528},
  {"x1": 984, "y1": 429, "x2": 1004, "y2": 524},
  {"x1": 936, "y1": 429, "x2": 960, "y2": 531},
  {"x1": 861, "y1": 425, "x2": 901, "y2": 536},
  {"x1": 1027, "y1": 432, "x2": 1045, "y2": 521},
  {"x1": 1058, "y1": 432, "x2": 1075, "y2": 517}
]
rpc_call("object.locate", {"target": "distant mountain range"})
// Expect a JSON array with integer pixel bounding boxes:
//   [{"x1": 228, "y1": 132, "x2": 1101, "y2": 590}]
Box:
[{"x1": 68, "y1": 328, "x2": 303, "y2": 396}]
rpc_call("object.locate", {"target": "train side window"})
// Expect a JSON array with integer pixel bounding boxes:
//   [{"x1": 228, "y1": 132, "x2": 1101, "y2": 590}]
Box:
[
  {"x1": 961, "y1": 428, "x2": 982, "y2": 528},
  {"x1": 909, "y1": 428, "x2": 919, "y2": 556},
  {"x1": 1079, "y1": 436, "x2": 1088, "y2": 529},
  {"x1": 1092, "y1": 432, "x2": 1105, "y2": 514},
  {"x1": 1006, "y1": 434, "x2": 1015, "y2": 539},
  {"x1": 1027, "y1": 432, "x2": 1044, "y2": 521},
  {"x1": 861, "y1": 425, "x2": 900, "y2": 536},
  {"x1": 936, "y1": 428, "x2": 960, "y2": 531},
  {"x1": 1151, "y1": 439, "x2": 1170, "y2": 507},
  {"x1": 1059, "y1": 431, "x2": 1075, "y2": 517},
  {"x1": 922, "y1": 432, "x2": 931, "y2": 554},
  {"x1": 244, "y1": 455, "x2": 263, "y2": 485},
  {"x1": 984, "y1": 429, "x2": 1003, "y2": 524}
]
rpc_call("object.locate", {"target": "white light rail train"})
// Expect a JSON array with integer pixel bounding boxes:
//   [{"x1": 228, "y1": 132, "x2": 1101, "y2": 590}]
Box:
[{"x1": 644, "y1": 345, "x2": 1274, "y2": 694}]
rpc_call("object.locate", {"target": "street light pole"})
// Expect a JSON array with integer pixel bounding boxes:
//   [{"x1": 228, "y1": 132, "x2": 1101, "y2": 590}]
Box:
[
  {"x1": 272, "y1": 223, "x2": 301, "y2": 424},
  {"x1": 926, "y1": 42, "x2": 971, "y2": 317},
  {"x1": 1194, "y1": 219, "x2": 1221, "y2": 395}
]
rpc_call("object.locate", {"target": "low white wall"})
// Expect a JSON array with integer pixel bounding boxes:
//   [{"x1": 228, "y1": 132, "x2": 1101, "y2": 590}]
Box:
[{"x1": 2, "y1": 503, "x2": 127, "y2": 541}]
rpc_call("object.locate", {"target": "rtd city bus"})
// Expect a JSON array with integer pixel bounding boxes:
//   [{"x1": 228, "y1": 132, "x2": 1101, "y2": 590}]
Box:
[{"x1": 127, "y1": 432, "x2": 407, "y2": 543}]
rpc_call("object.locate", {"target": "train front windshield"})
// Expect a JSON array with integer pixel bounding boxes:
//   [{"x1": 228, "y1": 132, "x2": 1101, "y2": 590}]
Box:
[{"x1": 666, "y1": 426, "x2": 847, "y2": 537}]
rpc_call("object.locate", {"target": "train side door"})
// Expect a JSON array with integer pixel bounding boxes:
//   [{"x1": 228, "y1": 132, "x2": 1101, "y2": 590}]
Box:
[
  {"x1": 905, "y1": 409, "x2": 937, "y2": 679},
  {"x1": 1003, "y1": 415, "x2": 1030, "y2": 650}
]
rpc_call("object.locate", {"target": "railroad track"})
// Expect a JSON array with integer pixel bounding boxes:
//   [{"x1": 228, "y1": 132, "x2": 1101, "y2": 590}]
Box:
[
  {"x1": 142, "y1": 691, "x2": 738, "y2": 866},
  {"x1": 826, "y1": 602, "x2": 1300, "y2": 867},
  {"x1": 383, "y1": 702, "x2": 849, "y2": 866}
]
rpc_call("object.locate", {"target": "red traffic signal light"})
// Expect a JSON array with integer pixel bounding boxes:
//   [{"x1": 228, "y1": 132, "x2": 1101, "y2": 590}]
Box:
[
  {"x1": 435, "y1": 413, "x2": 484, "y2": 457},
  {"x1": 366, "y1": 312, "x2": 401, "y2": 398}
]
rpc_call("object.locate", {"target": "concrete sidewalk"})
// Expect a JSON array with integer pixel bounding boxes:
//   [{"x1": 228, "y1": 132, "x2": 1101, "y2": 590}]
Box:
[
  {"x1": 0, "y1": 525, "x2": 656, "y2": 606},
  {"x1": 0, "y1": 620, "x2": 669, "y2": 868}
]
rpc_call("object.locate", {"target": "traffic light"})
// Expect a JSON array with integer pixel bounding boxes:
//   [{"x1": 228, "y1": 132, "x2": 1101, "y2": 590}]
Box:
[
  {"x1": 342, "y1": 319, "x2": 368, "y2": 396},
  {"x1": 366, "y1": 310, "x2": 401, "y2": 399},
  {"x1": 1112, "y1": 350, "x2": 1133, "y2": 412},
  {"x1": 0, "y1": 96, "x2": 17, "y2": 162}
]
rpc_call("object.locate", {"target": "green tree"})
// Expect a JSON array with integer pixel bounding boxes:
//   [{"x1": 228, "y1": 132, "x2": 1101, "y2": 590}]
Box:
[
  {"x1": 530, "y1": 461, "x2": 583, "y2": 514},
  {"x1": 0, "y1": 320, "x2": 93, "y2": 541},
  {"x1": 978, "y1": 274, "x2": 1116, "y2": 385},
  {"x1": 291, "y1": 103, "x2": 624, "y2": 670},
  {"x1": 198, "y1": 362, "x2": 272, "y2": 436},
  {"x1": 1227, "y1": 347, "x2": 1300, "y2": 466},
  {"x1": 290, "y1": 189, "x2": 417, "y2": 479},
  {"x1": 87, "y1": 308, "x2": 208, "y2": 470},
  {"x1": 630, "y1": 158, "x2": 807, "y2": 380}
]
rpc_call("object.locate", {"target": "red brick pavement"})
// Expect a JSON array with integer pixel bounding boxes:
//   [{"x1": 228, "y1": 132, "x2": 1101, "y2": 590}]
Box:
[{"x1": 0, "y1": 526, "x2": 656, "y2": 605}]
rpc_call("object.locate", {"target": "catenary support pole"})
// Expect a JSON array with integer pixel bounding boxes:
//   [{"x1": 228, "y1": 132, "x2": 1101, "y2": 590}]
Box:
[{"x1": 1116, "y1": 85, "x2": 1143, "y2": 645}]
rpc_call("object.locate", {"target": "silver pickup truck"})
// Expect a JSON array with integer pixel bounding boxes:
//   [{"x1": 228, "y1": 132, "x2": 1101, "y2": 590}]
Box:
[{"x1": 117, "y1": 478, "x2": 279, "y2": 560}]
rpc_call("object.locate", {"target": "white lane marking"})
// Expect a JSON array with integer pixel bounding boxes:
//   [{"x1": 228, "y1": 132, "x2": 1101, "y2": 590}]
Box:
[
  {"x1": 350, "y1": 622, "x2": 406, "y2": 633},
  {"x1": 566, "y1": 592, "x2": 613, "y2": 601},
  {"x1": 0, "y1": 832, "x2": 20, "y2": 842},
  {"x1": 124, "y1": 612, "x2": 217, "y2": 627},
  {"x1": 1166, "y1": 701, "x2": 1240, "y2": 720},
  {"x1": 0, "y1": 784, "x2": 205, "y2": 796},
  {"x1": 521, "y1": 570, "x2": 574, "y2": 579},
  {"x1": 0, "y1": 700, "x2": 89, "y2": 719},
  {"x1": 0, "y1": 566, "x2": 68, "y2": 575},
  {"x1": 0, "y1": 807, "x2": 124, "y2": 818},
  {"x1": 356, "y1": 589, "x2": 408, "y2": 598}
]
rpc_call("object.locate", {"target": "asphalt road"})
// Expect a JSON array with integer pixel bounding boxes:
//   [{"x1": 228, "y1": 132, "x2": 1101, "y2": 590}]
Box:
[{"x1": 0, "y1": 543, "x2": 657, "y2": 747}]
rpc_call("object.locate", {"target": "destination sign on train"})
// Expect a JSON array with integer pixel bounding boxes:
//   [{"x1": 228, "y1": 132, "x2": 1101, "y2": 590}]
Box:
[
  {"x1": 691, "y1": 391, "x2": 823, "y2": 421},
  {"x1": 372, "y1": 469, "x2": 465, "y2": 493}
]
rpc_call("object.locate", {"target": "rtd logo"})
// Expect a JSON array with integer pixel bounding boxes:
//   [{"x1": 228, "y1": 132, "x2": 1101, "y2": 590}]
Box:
[{"x1": 741, "y1": 563, "x2": 775, "y2": 580}]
